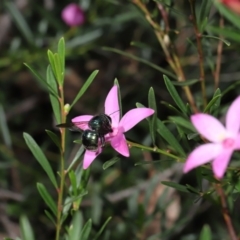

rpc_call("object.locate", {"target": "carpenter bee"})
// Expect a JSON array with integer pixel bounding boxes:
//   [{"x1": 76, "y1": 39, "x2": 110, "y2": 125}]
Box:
[{"x1": 57, "y1": 113, "x2": 113, "y2": 152}]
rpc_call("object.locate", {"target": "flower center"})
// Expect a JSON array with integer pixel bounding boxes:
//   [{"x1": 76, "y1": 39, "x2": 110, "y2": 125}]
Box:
[{"x1": 222, "y1": 138, "x2": 235, "y2": 149}]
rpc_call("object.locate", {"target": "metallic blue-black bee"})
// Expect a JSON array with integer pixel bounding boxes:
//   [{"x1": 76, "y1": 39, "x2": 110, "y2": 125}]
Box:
[{"x1": 57, "y1": 114, "x2": 113, "y2": 152}]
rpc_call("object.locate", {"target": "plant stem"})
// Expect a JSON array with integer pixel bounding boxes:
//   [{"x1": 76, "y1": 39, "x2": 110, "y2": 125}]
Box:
[
  {"x1": 189, "y1": 0, "x2": 207, "y2": 108},
  {"x1": 215, "y1": 183, "x2": 239, "y2": 240},
  {"x1": 132, "y1": 0, "x2": 198, "y2": 113},
  {"x1": 127, "y1": 140, "x2": 183, "y2": 162},
  {"x1": 55, "y1": 86, "x2": 66, "y2": 240},
  {"x1": 214, "y1": 17, "x2": 224, "y2": 90}
]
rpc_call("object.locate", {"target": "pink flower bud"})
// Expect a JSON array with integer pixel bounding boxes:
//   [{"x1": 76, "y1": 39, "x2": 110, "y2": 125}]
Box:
[
  {"x1": 221, "y1": 0, "x2": 240, "y2": 14},
  {"x1": 61, "y1": 3, "x2": 85, "y2": 27}
]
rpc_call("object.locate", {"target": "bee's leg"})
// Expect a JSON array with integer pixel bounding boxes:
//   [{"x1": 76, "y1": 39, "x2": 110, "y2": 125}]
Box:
[{"x1": 100, "y1": 136, "x2": 105, "y2": 148}]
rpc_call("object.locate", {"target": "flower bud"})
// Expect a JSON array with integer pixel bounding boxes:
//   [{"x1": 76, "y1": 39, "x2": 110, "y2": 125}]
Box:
[
  {"x1": 220, "y1": 0, "x2": 240, "y2": 15},
  {"x1": 61, "y1": 3, "x2": 85, "y2": 27}
]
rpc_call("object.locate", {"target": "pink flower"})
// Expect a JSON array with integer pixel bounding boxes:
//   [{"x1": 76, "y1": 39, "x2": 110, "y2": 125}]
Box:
[
  {"x1": 72, "y1": 85, "x2": 154, "y2": 169},
  {"x1": 183, "y1": 96, "x2": 240, "y2": 178},
  {"x1": 220, "y1": 0, "x2": 240, "y2": 14},
  {"x1": 61, "y1": 3, "x2": 85, "y2": 27}
]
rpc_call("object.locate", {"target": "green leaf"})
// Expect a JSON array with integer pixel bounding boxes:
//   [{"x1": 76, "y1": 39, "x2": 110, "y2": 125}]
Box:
[
  {"x1": 0, "y1": 105, "x2": 12, "y2": 148},
  {"x1": 45, "y1": 130, "x2": 61, "y2": 150},
  {"x1": 46, "y1": 65, "x2": 61, "y2": 124},
  {"x1": 207, "y1": 26, "x2": 240, "y2": 43},
  {"x1": 203, "y1": 93, "x2": 221, "y2": 113},
  {"x1": 168, "y1": 116, "x2": 196, "y2": 132},
  {"x1": 199, "y1": 225, "x2": 212, "y2": 240},
  {"x1": 163, "y1": 75, "x2": 188, "y2": 116},
  {"x1": 37, "y1": 183, "x2": 57, "y2": 216},
  {"x1": 23, "y1": 132, "x2": 57, "y2": 188},
  {"x1": 24, "y1": 63, "x2": 58, "y2": 98},
  {"x1": 160, "y1": 101, "x2": 183, "y2": 116},
  {"x1": 68, "y1": 212, "x2": 83, "y2": 240},
  {"x1": 80, "y1": 219, "x2": 92, "y2": 240},
  {"x1": 70, "y1": 70, "x2": 99, "y2": 110},
  {"x1": 209, "y1": 88, "x2": 221, "y2": 116},
  {"x1": 170, "y1": 79, "x2": 199, "y2": 86},
  {"x1": 58, "y1": 37, "x2": 65, "y2": 84},
  {"x1": 156, "y1": 119, "x2": 185, "y2": 157},
  {"x1": 67, "y1": 146, "x2": 85, "y2": 172},
  {"x1": 102, "y1": 47, "x2": 177, "y2": 79},
  {"x1": 44, "y1": 210, "x2": 56, "y2": 225},
  {"x1": 161, "y1": 181, "x2": 189, "y2": 193},
  {"x1": 198, "y1": 0, "x2": 212, "y2": 32},
  {"x1": 5, "y1": 2, "x2": 34, "y2": 45},
  {"x1": 186, "y1": 184, "x2": 200, "y2": 195},
  {"x1": 148, "y1": 87, "x2": 157, "y2": 145},
  {"x1": 53, "y1": 53, "x2": 63, "y2": 84},
  {"x1": 20, "y1": 215, "x2": 35, "y2": 240},
  {"x1": 103, "y1": 157, "x2": 120, "y2": 170},
  {"x1": 69, "y1": 170, "x2": 78, "y2": 196},
  {"x1": 47, "y1": 50, "x2": 56, "y2": 76},
  {"x1": 92, "y1": 217, "x2": 112, "y2": 240},
  {"x1": 214, "y1": 2, "x2": 240, "y2": 30}
]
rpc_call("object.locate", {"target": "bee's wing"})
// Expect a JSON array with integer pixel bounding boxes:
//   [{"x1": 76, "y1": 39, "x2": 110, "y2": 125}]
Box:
[{"x1": 56, "y1": 121, "x2": 89, "y2": 132}]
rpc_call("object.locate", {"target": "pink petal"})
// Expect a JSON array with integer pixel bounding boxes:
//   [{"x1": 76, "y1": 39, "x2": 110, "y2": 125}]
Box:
[
  {"x1": 119, "y1": 108, "x2": 154, "y2": 132},
  {"x1": 110, "y1": 132, "x2": 129, "y2": 157},
  {"x1": 234, "y1": 134, "x2": 240, "y2": 149},
  {"x1": 226, "y1": 96, "x2": 240, "y2": 135},
  {"x1": 72, "y1": 115, "x2": 93, "y2": 130},
  {"x1": 191, "y1": 114, "x2": 227, "y2": 142},
  {"x1": 83, "y1": 150, "x2": 101, "y2": 169},
  {"x1": 104, "y1": 85, "x2": 120, "y2": 127},
  {"x1": 183, "y1": 143, "x2": 222, "y2": 173},
  {"x1": 61, "y1": 3, "x2": 85, "y2": 27},
  {"x1": 212, "y1": 149, "x2": 233, "y2": 179}
]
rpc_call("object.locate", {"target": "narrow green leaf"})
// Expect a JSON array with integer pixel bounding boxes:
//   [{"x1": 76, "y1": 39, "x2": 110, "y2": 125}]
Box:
[
  {"x1": 168, "y1": 116, "x2": 196, "y2": 132},
  {"x1": 80, "y1": 219, "x2": 92, "y2": 240},
  {"x1": 102, "y1": 47, "x2": 177, "y2": 79},
  {"x1": 202, "y1": 33, "x2": 230, "y2": 46},
  {"x1": 103, "y1": 157, "x2": 120, "y2": 170},
  {"x1": 24, "y1": 63, "x2": 58, "y2": 98},
  {"x1": 47, "y1": 50, "x2": 56, "y2": 75},
  {"x1": 156, "y1": 119, "x2": 185, "y2": 157},
  {"x1": 54, "y1": 53, "x2": 63, "y2": 84},
  {"x1": 20, "y1": 215, "x2": 35, "y2": 240},
  {"x1": 198, "y1": 0, "x2": 212, "y2": 32},
  {"x1": 186, "y1": 184, "x2": 200, "y2": 195},
  {"x1": 209, "y1": 88, "x2": 221, "y2": 116},
  {"x1": 214, "y1": 2, "x2": 240, "y2": 30},
  {"x1": 46, "y1": 65, "x2": 61, "y2": 124},
  {"x1": 70, "y1": 70, "x2": 99, "y2": 110},
  {"x1": 92, "y1": 217, "x2": 112, "y2": 240},
  {"x1": 23, "y1": 132, "x2": 57, "y2": 188},
  {"x1": 45, "y1": 130, "x2": 61, "y2": 150},
  {"x1": 160, "y1": 101, "x2": 183, "y2": 116},
  {"x1": 199, "y1": 225, "x2": 212, "y2": 240},
  {"x1": 37, "y1": 183, "x2": 57, "y2": 216},
  {"x1": 148, "y1": 87, "x2": 157, "y2": 145},
  {"x1": 44, "y1": 210, "x2": 56, "y2": 225},
  {"x1": 161, "y1": 181, "x2": 189, "y2": 193},
  {"x1": 58, "y1": 37, "x2": 65, "y2": 84},
  {"x1": 0, "y1": 105, "x2": 12, "y2": 148},
  {"x1": 203, "y1": 94, "x2": 221, "y2": 113},
  {"x1": 68, "y1": 212, "x2": 83, "y2": 240},
  {"x1": 170, "y1": 79, "x2": 199, "y2": 86},
  {"x1": 69, "y1": 170, "x2": 78, "y2": 196},
  {"x1": 67, "y1": 146, "x2": 85, "y2": 172},
  {"x1": 163, "y1": 75, "x2": 188, "y2": 116},
  {"x1": 5, "y1": 2, "x2": 34, "y2": 45}
]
